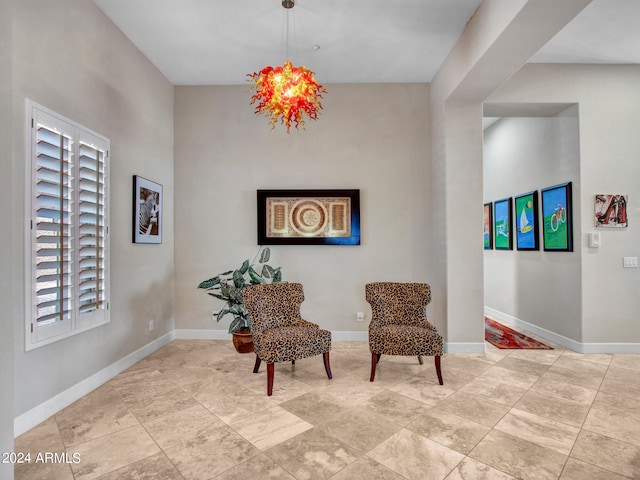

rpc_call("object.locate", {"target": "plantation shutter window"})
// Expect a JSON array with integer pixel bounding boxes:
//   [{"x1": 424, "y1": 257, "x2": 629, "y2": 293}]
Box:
[
  {"x1": 27, "y1": 101, "x2": 110, "y2": 350},
  {"x1": 77, "y1": 136, "x2": 107, "y2": 319}
]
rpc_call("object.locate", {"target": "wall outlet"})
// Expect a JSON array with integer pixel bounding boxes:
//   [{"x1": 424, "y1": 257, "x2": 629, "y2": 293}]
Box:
[
  {"x1": 356, "y1": 312, "x2": 365, "y2": 322},
  {"x1": 148, "y1": 319, "x2": 154, "y2": 331}
]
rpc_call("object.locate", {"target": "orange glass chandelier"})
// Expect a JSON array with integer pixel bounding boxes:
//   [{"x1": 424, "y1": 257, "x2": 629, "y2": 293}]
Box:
[{"x1": 247, "y1": 0, "x2": 326, "y2": 133}]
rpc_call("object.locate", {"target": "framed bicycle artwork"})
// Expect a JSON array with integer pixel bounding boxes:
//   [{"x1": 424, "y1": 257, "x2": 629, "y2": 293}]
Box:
[
  {"x1": 493, "y1": 197, "x2": 513, "y2": 250},
  {"x1": 483, "y1": 202, "x2": 493, "y2": 250},
  {"x1": 514, "y1": 191, "x2": 539, "y2": 251},
  {"x1": 541, "y1": 182, "x2": 572, "y2": 252}
]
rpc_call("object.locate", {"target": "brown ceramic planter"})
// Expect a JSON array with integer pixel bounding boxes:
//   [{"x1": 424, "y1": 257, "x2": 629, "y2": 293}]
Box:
[{"x1": 232, "y1": 328, "x2": 254, "y2": 354}]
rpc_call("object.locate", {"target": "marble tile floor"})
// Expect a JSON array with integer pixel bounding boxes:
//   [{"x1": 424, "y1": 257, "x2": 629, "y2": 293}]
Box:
[{"x1": 14, "y1": 333, "x2": 640, "y2": 480}]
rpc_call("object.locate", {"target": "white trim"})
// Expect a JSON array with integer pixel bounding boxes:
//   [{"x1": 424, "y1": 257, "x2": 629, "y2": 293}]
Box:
[
  {"x1": 580, "y1": 343, "x2": 640, "y2": 354},
  {"x1": 330, "y1": 331, "x2": 367, "y2": 341},
  {"x1": 174, "y1": 329, "x2": 485, "y2": 353},
  {"x1": 484, "y1": 307, "x2": 640, "y2": 354},
  {"x1": 174, "y1": 329, "x2": 370, "y2": 342},
  {"x1": 173, "y1": 329, "x2": 231, "y2": 340},
  {"x1": 444, "y1": 342, "x2": 486, "y2": 354},
  {"x1": 20, "y1": 321, "x2": 639, "y2": 439},
  {"x1": 14, "y1": 331, "x2": 173, "y2": 437}
]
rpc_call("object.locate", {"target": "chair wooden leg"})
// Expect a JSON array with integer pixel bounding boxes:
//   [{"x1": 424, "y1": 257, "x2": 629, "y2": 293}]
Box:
[
  {"x1": 418, "y1": 355, "x2": 423, "y2": 365},
  {"x1": 253, "y1": 355, "x2": 261, "y2": 373},
  {"x1": 292, "y1": 360, "x2": 295, "y2": 365},
  {"x1": 435, "y1": 355, "x2": 443, "y2": 385},
  {"x1": 267, "y1": 363, "x2": 275, "y2": 396},
  {"x1": 323, "y1": 352, "x2": 333, "y2": 379},
  {"x1": 370, "y1": 352, "x2": 378, "y2": 382}
]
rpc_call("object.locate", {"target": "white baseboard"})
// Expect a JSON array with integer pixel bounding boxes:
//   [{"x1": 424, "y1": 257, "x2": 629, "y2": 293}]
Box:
[
  {"x1": 445, "y1": 343, "x2": 486, "y2": 354},
  {"x1": 331, "y1": 331, "x2": 368, "y2": 341},
  {"x1": 14, "y1": 331, "x2": 174, "y2": 437},
  {"x1": 175, "y1": 329, "x2": 484, "y2": 353},
  {"x1": 19, "y1": 317, "x2": 639, "y2": 438},
  {"x1": 174, "y1": 329, "x2": 369, "y2": 342},
  {"x1": 580, "y1": 343, "x2": 640, "y2": 354},
  {"x1": 484, "y1": 307, "x2": 640, "y2": 354},
  {"x1": 173, "y1": 329, "x2": 231, "y2": 340}
]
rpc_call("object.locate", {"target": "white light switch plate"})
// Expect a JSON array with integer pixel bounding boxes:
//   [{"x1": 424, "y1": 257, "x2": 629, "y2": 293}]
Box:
[{"x1": 623, "y1": 257, "x2": 638, "y2": 268}]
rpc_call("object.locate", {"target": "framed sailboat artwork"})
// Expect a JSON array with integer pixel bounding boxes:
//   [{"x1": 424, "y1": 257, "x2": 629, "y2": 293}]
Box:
[{"x1": 514, "y1": 191, "x2": 539, "y2": 251}]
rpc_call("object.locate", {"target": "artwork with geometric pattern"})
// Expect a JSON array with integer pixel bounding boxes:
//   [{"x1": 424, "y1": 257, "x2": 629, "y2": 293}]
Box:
[{"x1": 266, "y1": 197, "x2": 351, "y2": 238}]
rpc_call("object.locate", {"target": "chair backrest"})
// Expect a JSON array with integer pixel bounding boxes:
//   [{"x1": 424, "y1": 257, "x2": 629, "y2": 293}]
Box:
[
  {"x1": 242, "y1": 283, "x2": 305, "y2": 336},
  {"x1": 365, "y1": 282, "x2": 432, "y2": 328}
]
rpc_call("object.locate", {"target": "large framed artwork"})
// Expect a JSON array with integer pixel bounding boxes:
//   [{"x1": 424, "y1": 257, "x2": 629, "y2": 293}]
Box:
[
  {"x1": 483, "y1": 202, "x2": 493, "y2": 250},
  {"x1": 133, "y1": 175, "x2": 162, "y2": 244},
  {"x1": 493, "y1": 197, "x2": 513, "y2": 250},
  {"x1": 595, "y1": 194, "x2": 628, "y2": 228},
  {"x1": 514, "y1": 191, "x2": 539, "y2": 251},
  {"x1": 541, "y1": 182, "x2": 572, "y2": 252},
  {"x1": 257, "y1": 189, "x2": 360, "y2": 245}
]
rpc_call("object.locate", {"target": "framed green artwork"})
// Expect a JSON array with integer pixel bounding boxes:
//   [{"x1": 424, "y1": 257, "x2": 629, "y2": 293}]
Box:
[
  {"x1": 493, "y1": 197, "x2": 512, "y2": 250},
  {"x1": 483, "y1": 202, "x2": 493, "y2": 249},
  {"x1": 541, "y1": 182, "x2": 573, "y2": 252},
  {"x1": 514, "y1": 191, "x2": 539, "y2": 251}
]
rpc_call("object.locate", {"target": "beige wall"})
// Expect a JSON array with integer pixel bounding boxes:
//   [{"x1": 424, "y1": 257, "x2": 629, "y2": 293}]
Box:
[
  {"x1": 174, "y1": 84, "x2": 433, "y2": 335},
  {"x1": 12, "y1": 0, "x2": 175, "y2": 415},
  {"x1": 489, "y1": 64, "x2": 640, "y2": 347},
  {"x1": 1, "y1": 0, "x2": 15, "y2": 475}
]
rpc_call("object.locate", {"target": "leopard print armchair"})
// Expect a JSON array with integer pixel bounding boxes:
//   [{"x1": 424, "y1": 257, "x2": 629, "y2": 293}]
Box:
[
  {"x1": 242, "y1": 283, "x2": 332, "y2": 396},
  {"x1": 365, "y1": 282, "x2": 443, "y2": 384}
]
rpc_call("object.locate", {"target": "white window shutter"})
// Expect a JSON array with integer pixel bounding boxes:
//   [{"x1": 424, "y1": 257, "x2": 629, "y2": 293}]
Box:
[
  {"x1": 27, "y1": 102, "x2": 110, "y2": 350},
  {"x1": 76, "y1": 132, "x2": 109, "y2": 327},
  {"x1": 31, "y1": 111, "x2": 75, "y2": 342}
]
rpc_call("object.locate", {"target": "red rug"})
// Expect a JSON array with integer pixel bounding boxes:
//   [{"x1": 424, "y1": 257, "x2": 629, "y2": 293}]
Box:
[{"x1": 485, "y1": 317, "x2": 553, "y2": 349}]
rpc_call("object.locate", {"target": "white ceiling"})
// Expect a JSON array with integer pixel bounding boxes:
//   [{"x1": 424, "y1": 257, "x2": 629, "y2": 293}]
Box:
[{"x1": 91, "y1": 0, "x2": 640, "y2": 86}]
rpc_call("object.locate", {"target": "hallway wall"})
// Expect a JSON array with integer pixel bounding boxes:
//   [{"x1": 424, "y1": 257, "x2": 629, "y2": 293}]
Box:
[
  {"x1": 483, "y1": 109, "x2": 582, "y2": 341},
  {"x1": 488, "y1": 64, "x2": 640, "y2": 348}
]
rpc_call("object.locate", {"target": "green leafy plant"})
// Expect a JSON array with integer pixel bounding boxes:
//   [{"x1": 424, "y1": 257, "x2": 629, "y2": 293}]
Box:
[{"x1": 197, "y1": 247, "x2": 283, "y2": 333}]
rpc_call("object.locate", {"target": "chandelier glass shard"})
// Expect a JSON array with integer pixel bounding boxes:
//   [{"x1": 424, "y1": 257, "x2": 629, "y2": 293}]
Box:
[{"x1": 247, "y1": 0, "x2": 326, "y2": 133}]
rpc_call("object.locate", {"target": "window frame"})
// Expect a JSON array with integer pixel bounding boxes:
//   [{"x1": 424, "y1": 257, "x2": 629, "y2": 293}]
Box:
[{"x1": 25, "y1": 100, "x2": 111, "y2": 351}]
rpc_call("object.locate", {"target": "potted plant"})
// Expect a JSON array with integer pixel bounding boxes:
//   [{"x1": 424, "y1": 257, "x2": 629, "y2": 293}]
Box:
[{"x1": 197, "y1": 247, "x2": 283, "y2": 353}]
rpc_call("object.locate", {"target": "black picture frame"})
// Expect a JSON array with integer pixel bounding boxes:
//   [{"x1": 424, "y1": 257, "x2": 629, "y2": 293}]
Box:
[
  {"x1": 514, "y1": 190, "x2": 540, "y2": 251},
  {"x1": 541, "y1": 182, "x2": 573, "y2": 252},
  {"x1": 133, "y1": 175, "x2": 162, "y2": 244},
  {"x1": 257, "y1": 189, "x2": 361, "y2": 245},
  {"x1": 484, "y1": 202, "x2": 493, "y2": 250},
  {"x1": 493, "y1": 197, "x2": 513, "y2": 250}
]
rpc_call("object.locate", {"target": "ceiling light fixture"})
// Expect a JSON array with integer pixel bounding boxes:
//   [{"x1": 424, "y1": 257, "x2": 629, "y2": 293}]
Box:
[{"x1": 247, "y1": 0, "x2": 326, "y2": 133}]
